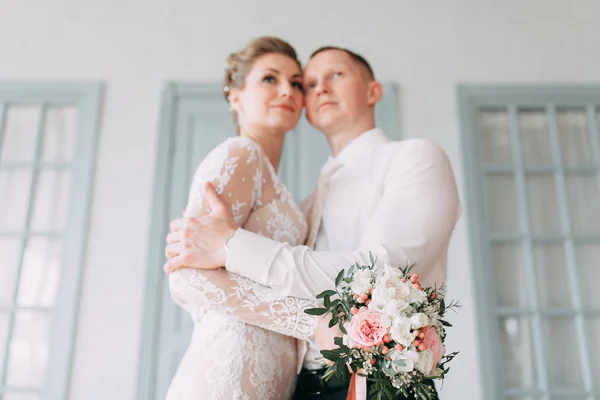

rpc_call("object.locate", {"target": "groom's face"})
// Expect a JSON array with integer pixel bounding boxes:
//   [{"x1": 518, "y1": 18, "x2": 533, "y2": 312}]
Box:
[{"x1": 303, "y1": 50, "x2": 373, "y2": 133}]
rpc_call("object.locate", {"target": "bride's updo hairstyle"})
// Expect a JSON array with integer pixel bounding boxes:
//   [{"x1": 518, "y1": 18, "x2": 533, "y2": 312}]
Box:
[{"x1": 223, "y1": 36, "x2": 301, "y2": 129}]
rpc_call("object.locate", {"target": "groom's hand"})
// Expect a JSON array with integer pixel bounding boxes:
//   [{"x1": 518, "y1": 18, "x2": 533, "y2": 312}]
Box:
[{"x1": 164, "y1": 182, "x2": 238, "y2": 273}]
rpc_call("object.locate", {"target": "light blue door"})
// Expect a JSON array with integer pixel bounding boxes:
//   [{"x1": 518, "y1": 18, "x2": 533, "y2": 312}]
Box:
[
  {"x1": 0, "y1": 82, "x2": 103, "y2": 400},
  {"x1": 137, "y1": 82, "x2": 399, "y2": 400},
  {"x1": 458, "y1": 85, "x2": 600, "y2": 400}
]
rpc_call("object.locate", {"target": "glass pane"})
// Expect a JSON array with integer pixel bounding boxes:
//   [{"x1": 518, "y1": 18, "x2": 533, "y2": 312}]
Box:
[
  {"x1": 526, "y1": 174, "x2": 562, "y2": 234},
  {"x1": 566, "y1": 174, "x2": 600, "y2": 234},
  {"x1": 485, "y1": 174, "x2": 518, "y2": 232},
  {"x1": 575, "y1": 244, "x2": 600, "y2": 308},
  {"x1": 30, "y1": 170, "x2": 71, "y2": 232},
  {"x1": 586, "y1": 318, "x2": 600, "y2": 388},
  {"x1": 0, "y1": 170, "x2": 33, "y2": 231},
  {"x1": 556, "y1": 109, "x2": 594, "y2": 167},
  {"x1": 0, "y1": 105, "x2": 41, "y2": 163},
  {"x1": 479, "y1": 109, "x2": 512, "y2": 163},
  {"x1": 505, "y1": 398, "x2": 536, "y2": 400},
  {"x1": 533, "y1": 244, "x2": 570, "y2": 307},
  {"x1": 597, "y1": 108, "x2": 600, "y2": 144},
  {"x1": 491, "y1": 244, "x2": 527, "y2": 307},
  {"x1": 0, "y1": 312, "x2": 9, "y2": 380},
  {"x1": 0, "y1": 237, "x2": 21, "y2": 306},
  {"x1": 6, "y1": 311, "x2": 50, "y2": 387},
  {"x1": 543, "y1": 317, "x2": 583, "y2": 389},
  {"x1": 519, "y1": 109, "x2": 552, "y2": 166},
  {"x1": 498, "y1": 316, "x2": 538, "y2": 390},
  {"x1": 42, "y1": 106, "x2": 77, "y2": 163},
  {"x1": 3, "y1": 394, "x2": 40, "y2": 400},
  {"x1": 17, "y1": 237, "x2": 62, "y2": 308}
]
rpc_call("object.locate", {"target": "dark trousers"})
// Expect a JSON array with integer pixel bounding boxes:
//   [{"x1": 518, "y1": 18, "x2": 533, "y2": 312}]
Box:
[{"x1": 293, "y1": 377, "x2": 437, "y2": 400}]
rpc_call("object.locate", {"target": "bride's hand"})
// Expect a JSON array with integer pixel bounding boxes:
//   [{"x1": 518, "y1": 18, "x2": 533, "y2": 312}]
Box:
[
  {"x1": 314, "y1": 316, "x2": 344, "y2": 365},
  {"x1": 164, "y1": 183, "x2": 238, "y2": 273}
]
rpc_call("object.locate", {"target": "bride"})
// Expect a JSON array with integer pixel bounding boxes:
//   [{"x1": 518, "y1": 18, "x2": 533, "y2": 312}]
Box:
[{"x1": 164, "y1": 36, "x2": 320, "y2": 400}]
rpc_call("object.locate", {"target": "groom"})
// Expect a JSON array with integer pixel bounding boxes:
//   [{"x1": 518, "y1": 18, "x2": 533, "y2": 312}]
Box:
[{"x1": 165, "y1": 47, "x2": 460, "y2": 399}]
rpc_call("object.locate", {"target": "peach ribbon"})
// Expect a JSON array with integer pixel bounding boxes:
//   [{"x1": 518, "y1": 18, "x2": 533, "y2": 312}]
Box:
[{"x1": 346, "y1": 374, "x2": 367, "y2": 400}]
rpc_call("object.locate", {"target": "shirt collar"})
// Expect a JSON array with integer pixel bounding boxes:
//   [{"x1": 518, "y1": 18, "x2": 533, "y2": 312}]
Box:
[{"x1": 332, "y1": 128, "x2": 389, "y2": 168}]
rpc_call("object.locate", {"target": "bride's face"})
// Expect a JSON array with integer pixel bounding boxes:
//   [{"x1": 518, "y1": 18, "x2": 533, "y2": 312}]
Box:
[{"x1": 231, "y1": 53, "x2": 304, "y2": 134}]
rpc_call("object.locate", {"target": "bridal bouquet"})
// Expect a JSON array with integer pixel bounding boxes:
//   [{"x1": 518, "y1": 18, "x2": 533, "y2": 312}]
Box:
[{"x1": 305, "y1": 254, "x2": 459, "y2": 400}]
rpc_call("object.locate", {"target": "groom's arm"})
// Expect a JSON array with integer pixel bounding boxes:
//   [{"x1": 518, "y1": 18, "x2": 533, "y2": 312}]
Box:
[{"x1": 225, "y1": 140, "x2": 460, "y2": 299}]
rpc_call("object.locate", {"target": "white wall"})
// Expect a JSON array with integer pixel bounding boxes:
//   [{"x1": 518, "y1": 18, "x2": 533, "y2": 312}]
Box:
[{"x1": 2, "y1": 0, "x2": 599, "y2": 398}]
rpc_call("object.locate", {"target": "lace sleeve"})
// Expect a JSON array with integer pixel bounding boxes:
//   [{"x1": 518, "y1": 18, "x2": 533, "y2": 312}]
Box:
[
  {"x1": 168, "y1": 137, "x2": 319, "y2": 340},
  {"x1": 183, "y1": 137, "x2": 262, "y2": 225},
  {"x1": 170, "y1": 268, "x2": 319, "y2": 341}
]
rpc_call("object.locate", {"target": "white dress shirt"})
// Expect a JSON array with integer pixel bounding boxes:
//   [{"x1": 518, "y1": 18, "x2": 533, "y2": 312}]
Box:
[{"x1": 226, "y1": 128, "x2": 460, "y2": 369}]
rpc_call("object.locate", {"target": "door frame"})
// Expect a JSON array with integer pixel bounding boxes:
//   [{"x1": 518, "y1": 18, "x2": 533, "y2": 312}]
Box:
[{"x1": 136, "y1": 81, "x2": 399, "y2": 399}]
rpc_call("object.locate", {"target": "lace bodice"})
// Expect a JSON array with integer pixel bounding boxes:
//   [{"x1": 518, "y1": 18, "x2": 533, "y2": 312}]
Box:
[{"x1": 166, "y1": 137, "x2": 318, "y2": 400}]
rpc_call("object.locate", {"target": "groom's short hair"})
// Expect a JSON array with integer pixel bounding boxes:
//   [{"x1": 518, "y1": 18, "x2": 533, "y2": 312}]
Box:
[{"x1": 309, "y1": 46, "x2": 375, "y2": 80}]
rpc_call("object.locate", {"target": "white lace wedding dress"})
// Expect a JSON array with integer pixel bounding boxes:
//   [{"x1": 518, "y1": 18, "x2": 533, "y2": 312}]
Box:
[{"x1": 165, "y1": 137, "x2": 319, "y2": 400}]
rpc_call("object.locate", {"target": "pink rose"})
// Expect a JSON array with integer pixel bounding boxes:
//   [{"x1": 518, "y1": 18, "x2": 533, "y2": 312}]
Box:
[
  {"x1": 348, "y1": 309, "x2": 387, "y2": 349},
  {"x1": 422, "y1": 326, "x2": 445, "y2": 372}
]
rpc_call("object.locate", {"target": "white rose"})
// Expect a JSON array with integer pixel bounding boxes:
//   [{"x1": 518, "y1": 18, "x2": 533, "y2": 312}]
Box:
[
  {"x1": 395, "y1": 280, "x2": 413, "y2": 300},
  {"x1": 415, "y1": 349, "x2": 434, "y2": 375},
  {"x1": 389, "y1": 316, "x2": 415, "y2": 347},
  {"x1": 380, "y1": 314, "x2": 392, "y2": 329},
  {"x1": 350, "y1": 269, "x2": 372, "y2": 294},
  {"x1": 389, "y1": 349, "x2": 420, "y2": 373},
  {"x1": 368, "y1": 298, "x2": 398, "y2": 319},
  {"x1": 410, "y1": 313, "x2": 430, "y2": 330},
  {"x1": 395, "y1": 299, "x2": 410, "y2": 313},
  {"x1": 371, "y1": 286, "x2": 395, "y2": 302},
  {"x1": 378, "y1": 268, "x2": 412, "y2": 300},
  {"x1": 408, "y1": 287, "x2": 426, "y2": 304},
  {"x1": 389, "y1": 352, "x2": 413, "y2": 373}
]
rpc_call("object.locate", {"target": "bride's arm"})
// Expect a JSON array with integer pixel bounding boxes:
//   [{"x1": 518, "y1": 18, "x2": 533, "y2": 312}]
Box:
[
  {"x1": 168, "y1": 138, "x2": 319, "y2": 340},
  {"x1": 169, "y1": 267, "x2": 319, "y2": 341}
]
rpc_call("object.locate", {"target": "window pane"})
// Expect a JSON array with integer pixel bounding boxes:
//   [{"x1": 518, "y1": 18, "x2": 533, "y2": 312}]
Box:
[
  {"x1": 519, "y1": 109, "x2": 553, "y2": 166},
  {"x1": 485, "y1": 174, "x2": 519, "y2": 232},
  {"x1": 533, "y1": 244, "x2": 570, "y2": 307},
  {"x1": 3, "y1": 394, "x2": 40, "y2": 400},
  {"x1": 0, "y1": 170, "x2": 33, "y2": 231},
  {"x1": 6, "y1": 311, "x2": 51, "y2": 387},
  {"x1": 586, "y1": 318, "x2": 600, "y2": 388},
  {"x1": 42, "y1": 106, "x2": 78, "y2": 163},
  {"x1": 526, "y1": 174, "x2": 562, "y2": 234},
  {"x1": 597, "y1": 108, "x2": 600, "y2": 144},
  {"x1": 0, "y1": 312, "x2": 9, "y2": 380},
  {"x1": 0, "y1": 105, "x2": 41, "y2": 163},
  {"x1": 17, "y1": 237, "x2": 62, "y2": 308},
  {"x1": 479, "y1": 109, "x2": 512, "y2": 163},
  {"x1": 498, "y1": 316, "x2": 538, "y2": 390},
  {"x1": 30, "y1": 170, "x2": 71, "y2": 232},
  {"x1": 505, "y1": 398, "x2": 536, "y2": 400},
  {"x1": 0, "y1": 237, "x2": 21, "y2": 307},
  {"x1": 565, "y1": 174, "x2": 600, "y2": 234},
  {"x1": 575, "y1": 243, "x2": 600, "y2": 308},
  {"x1": 491, "y1": 244, "x2": 527, "y2": 307},
  {"x1": 543, "y1": 317, "x2": 584, "y2": 389},
  {"x1": 556, "y1": 109, "x2": 594, "y2": 167}
]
